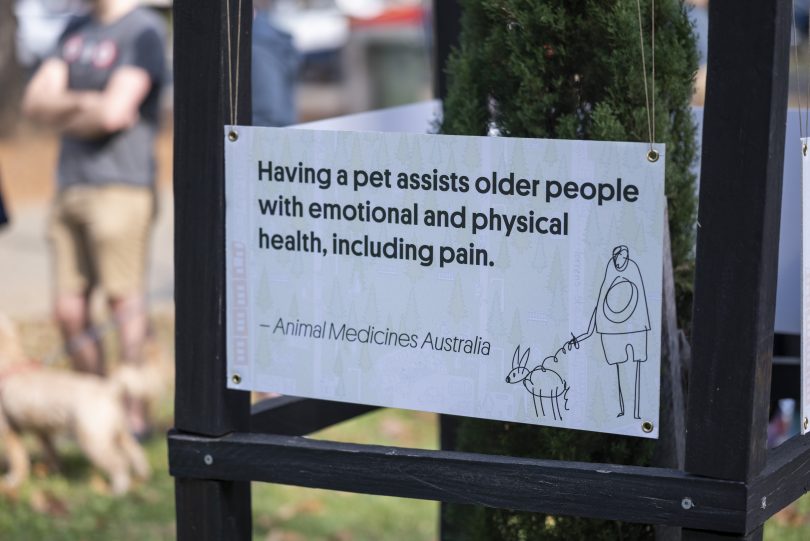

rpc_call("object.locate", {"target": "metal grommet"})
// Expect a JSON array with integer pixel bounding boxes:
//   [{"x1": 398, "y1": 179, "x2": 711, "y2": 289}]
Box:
[
  {"x1": 204, "y1": 454, "x2": 213, "y2": 466},
  {"x1": 231, "y1": 373, "x2": 242, "y2": 385},
  {"x1": 804, "y1": 417, "x2": 809, "y2": 431},
  {"x1": 647, "y1": 149, "x2": 659, "y2": 163},
  {"x1": 641, "y1": 421, "x2": 654, "y2": 433},
  {"x1": 681, "y1": 497, "x2": 694, "y2": 510},
  {"x1": 228, "y1": 130, "x2": 239, "y2": 142}
]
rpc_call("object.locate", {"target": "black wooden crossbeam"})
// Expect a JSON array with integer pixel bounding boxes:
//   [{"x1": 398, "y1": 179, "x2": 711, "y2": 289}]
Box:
[
  {"x1": 746, "y1": 434, "x2": 810, "y2": 531},
  {"x1": 168, "y1": 430, "x2": 746, "y2": 533}
]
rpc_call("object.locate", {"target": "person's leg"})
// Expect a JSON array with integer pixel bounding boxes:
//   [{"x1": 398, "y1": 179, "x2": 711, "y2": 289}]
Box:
[
  {"x1": 54, "y1": 292, "x2": 104, "y2": 374},
  {"x1": 627, "y1": 334, "x2": 647, "y2": 420},
  {"x1": 615, "y1": 363, "x2": 625, "y2": 416},
  {"x1": 109, "y1": 294, "x2": 148, "y2": 364},
  {"x1": 633, "y1": 360, "x2": 642, "y2": 419},
  {"x1": 48, "y1": 189, "x2": 104, "y2": 374},
  {"x1": 109, "y1": 293, "x2": 150, "y2": 436},
  {"x1": 93, "y1": 186, "x2": 155, "y2": 436}
]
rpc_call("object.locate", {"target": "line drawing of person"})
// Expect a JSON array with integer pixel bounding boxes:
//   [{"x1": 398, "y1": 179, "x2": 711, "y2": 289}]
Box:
[{"x1": 567, "y1": 245, "x2": 650, "y2": 419}]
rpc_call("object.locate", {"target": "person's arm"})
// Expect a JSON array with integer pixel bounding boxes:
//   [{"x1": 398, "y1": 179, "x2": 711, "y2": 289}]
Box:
[
  {"x1": 22, "y1": 59, "x2": 81, "y2": 126},
  {"x1": 563, "y1": 306, "x2": 597, "y2": 353},
  {"x1": 61, "y1": 67, "x2": 151, "y2": 139},
  {"x1": 23, "y1": 60, "x2": 151, "y2": 139},
  {"x1": 578, "y1": 307, "x2": 597, "y2": 341}
]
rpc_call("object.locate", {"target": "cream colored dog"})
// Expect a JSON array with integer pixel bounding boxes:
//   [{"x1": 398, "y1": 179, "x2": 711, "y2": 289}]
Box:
[{"x1": 0, "y1": 314, "x2": 159, "y2": 495}]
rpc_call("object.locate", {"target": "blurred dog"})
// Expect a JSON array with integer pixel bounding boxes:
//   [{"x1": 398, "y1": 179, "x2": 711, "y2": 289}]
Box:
[{"x1": 0, "y1": 314, "x2": 166, "y2": 495}]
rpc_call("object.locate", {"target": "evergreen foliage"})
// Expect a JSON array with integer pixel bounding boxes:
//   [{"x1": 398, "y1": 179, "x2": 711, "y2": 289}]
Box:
[{"x1": 441, "y1": 1, "x2": 698, "y2": 539}]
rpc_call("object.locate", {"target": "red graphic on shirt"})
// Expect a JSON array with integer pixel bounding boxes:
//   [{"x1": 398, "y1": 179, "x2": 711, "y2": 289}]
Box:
[
  {"x1": 92, "y1": 40, "x2": 118, "y2": 69},
  {"x1": 62, "y1": 35, "x2": 84, "y2": 63}
]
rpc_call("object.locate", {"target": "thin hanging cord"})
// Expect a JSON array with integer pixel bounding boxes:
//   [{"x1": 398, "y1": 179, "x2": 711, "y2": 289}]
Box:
[
  {"x1": 793, "y1": 10, "x2": 810, "y2": 146},
  {"x1": 651, "y1": 0, "x2": 655, "y2": 145},
  {"x1": 635, "y1": 0, "x2": 655, "y2": 151},
  {"x1": 234, "y1": 0, "x2": 242, "y2": 125},
  {"x1": 225, "y1": 0, "x2": 243, "y2": 127},
  {"x1": 792, "y1": 0, "x2": 805, "y2": 143}
]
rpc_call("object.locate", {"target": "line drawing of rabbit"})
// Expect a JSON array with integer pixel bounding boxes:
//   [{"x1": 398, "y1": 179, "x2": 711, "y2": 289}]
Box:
[{"x1": 505, "y1": 345, "x2": 570, "y2": 420}]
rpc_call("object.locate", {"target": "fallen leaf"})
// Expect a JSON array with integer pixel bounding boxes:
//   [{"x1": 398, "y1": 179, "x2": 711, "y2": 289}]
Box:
[
  {"x1": 332, "y1": 529, "x2": 354, "y2": 541},
  {"x1": 379, "y1": 417, "x2": 410, "y2": 441},
  {"x1": 265, "y1": 530, "x2": 305, "y2": 541},
  {"x1": 297, "y1": 498, "x2": 324, "y2": 516},
  {"x1": 32, "y1": 463, "x2": 49, "y2": 479},
  {"x1": 29, "y1": 489, "x2": 69, "y2": 517},
  {"x1": 773, "y1": 503, "x2": 806, "y2": 526},
  {"x1": 89, "y1": 472, "x2": 110, "y2": 495},
  {"x1": 274, "y1": 503, "x2": 297, "y2": 521}
]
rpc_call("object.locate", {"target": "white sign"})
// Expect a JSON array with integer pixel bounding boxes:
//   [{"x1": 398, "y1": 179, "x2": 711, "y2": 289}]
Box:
[{"x1": 225, "y1": 126, "x2": 665, "y2": 438}]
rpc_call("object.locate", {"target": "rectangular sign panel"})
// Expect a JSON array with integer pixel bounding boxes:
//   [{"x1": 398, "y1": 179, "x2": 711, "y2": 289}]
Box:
[{"x1": 225, "y1": 126, "x2": 665, "y2": 438}]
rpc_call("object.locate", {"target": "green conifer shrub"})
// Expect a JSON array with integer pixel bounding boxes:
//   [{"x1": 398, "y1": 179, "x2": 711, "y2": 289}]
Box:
[{"x1": 440, "y1": 1, "x2": 698, "y2": 539}]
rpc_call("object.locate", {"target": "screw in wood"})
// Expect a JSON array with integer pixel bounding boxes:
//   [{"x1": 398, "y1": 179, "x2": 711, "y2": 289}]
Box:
[
  {"x1": 641, "y1": 421, "x2": 654, "y2": 433},
  {"x1": 681, "y1": 497, "x2": 693, "y2": 510},
  {"x1": 204, "y1": 454, "x2": 213, "y2": 466},
  {"x1": 232, "y1": 373, "x2": 242, "y2": 385},
  {"x1": 228, "y1": 130, "x2": 239, "y2": 142},
  {"x1": 646, "y1": 149, "x2": 659, "y2": 163}
]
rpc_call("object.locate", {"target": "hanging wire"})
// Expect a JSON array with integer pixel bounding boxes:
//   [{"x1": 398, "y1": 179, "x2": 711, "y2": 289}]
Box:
[
  {"x1": 793, "y1": 0, "x2": 809, "y2": 155},
  {"x1": 651, "y1": 0, "x2": 655, "y2": 145},
  {"x1": 635, "y1": 0, "x2": 657, "y2": 161},
  {"x1": 225, "y1": 0, "x2": 244, "y2": 136},
  {"x1": 793, "y1": 13, "x2": 810, "y2": 146}
]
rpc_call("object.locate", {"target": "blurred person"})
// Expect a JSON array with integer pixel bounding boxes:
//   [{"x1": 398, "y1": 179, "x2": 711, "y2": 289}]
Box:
[
  {"x1": 21, "y1": 0, "x2": 165, "y2": 437},
  {"x1": 253, "y1": 0, "x2": 299, "y2": 127}
]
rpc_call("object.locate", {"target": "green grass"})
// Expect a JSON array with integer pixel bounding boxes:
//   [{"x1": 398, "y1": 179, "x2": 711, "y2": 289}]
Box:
[
  {"x1": 0, "y1": 436, "x2": 176, "y2": 540},
  {"x1": 252, "y1": 409, "x2": 439, "y2": 541},
  {"x1": 0, "y1": 409, "x2": 438, "y2": 541},
  {"x1": 763, "y1": 494, "x2": 810, "y2": 540}
]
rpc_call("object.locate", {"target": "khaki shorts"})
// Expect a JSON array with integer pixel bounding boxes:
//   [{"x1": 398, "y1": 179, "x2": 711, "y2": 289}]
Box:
[{"x1": 48, "y1": 185, "x2": 155, "y2": 298}]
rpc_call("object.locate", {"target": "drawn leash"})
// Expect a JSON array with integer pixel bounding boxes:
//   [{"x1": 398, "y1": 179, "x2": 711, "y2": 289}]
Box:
[{"x1": 540, "y1": 331, "x2": 590, "y2": 370}]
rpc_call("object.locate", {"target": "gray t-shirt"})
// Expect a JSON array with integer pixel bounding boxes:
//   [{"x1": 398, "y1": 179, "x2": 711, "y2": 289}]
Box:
[{"x1": 54, "y1": 8, "x2": 166, "y2": 189}]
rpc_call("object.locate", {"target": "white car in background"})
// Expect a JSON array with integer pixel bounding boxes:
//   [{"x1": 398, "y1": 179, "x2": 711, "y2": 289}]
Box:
[
  {"x1": 14, "y1": 0, "x2": 82, "y2": 68},
  {"x1": 14, "y1": 0, "x2": 171, "y2": 69}
]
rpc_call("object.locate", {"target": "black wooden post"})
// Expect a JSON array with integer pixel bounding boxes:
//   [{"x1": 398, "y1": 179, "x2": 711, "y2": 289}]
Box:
[
  {"x1": 432, "y1": 0, "x2": 461, "y2": 102},
  {"x1": 173, "y1": 0, "x2": 253, "y2": 539},
  {"x1": 684, "y1": 1, "x2": 791, "y2": 540}
]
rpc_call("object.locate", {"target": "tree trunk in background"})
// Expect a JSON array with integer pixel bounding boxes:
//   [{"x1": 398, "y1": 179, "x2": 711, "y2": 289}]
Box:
[
  {"x1": 0, "y1": 0, "x2": 22, "y2": 137},
  {"x1": 440, "y1": 1, "x2": 698, "y2": 539}
]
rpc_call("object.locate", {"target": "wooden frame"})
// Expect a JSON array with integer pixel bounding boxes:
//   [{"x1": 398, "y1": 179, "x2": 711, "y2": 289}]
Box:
[{"x1": 170, "y1": 1, "x2": 799, "y2": 540}]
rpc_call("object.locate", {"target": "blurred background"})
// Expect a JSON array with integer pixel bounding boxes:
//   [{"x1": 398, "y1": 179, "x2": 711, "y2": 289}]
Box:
[{"x1": 0, "y1": 0, "x2": 809, "y2": 539}]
